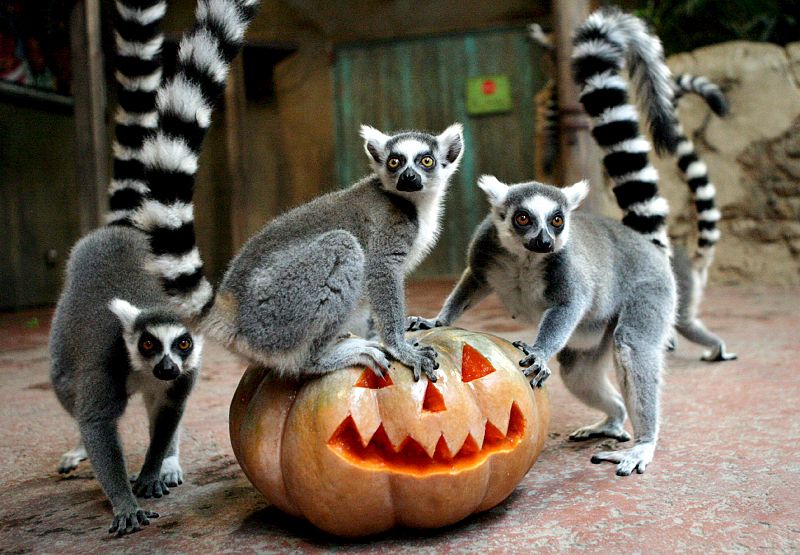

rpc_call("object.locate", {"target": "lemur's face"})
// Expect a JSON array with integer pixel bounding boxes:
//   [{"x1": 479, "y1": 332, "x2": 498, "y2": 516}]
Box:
[
  {"x1": 477, "y1": 176, "x2": 589, "y2": 257},
  {"x1": 109, "y1": 299, "x2": 203, "y2": 381},
  {"x1": 361, "y1": 124, "x2": 464, "y2": 198}
]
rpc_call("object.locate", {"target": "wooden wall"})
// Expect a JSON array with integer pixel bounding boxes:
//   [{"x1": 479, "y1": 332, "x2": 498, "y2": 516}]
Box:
[{"x1": 0, "y1": 104, "x2": 81, "y2": 309}]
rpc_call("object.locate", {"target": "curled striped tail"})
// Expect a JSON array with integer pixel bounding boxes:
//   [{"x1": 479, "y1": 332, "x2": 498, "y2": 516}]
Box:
[
  {"x1": 571, "y1": 9, "x2": 678, "y2": 249},
  {"x1": 107, "y1": 0, "x2": 167, "y2": 226},
  {"x1": 672, "y1": 76, "x2": 728, "y2": 264},
  {"x1": 673, "y1": 74, "x2": 729, "y2": 117},
  {"x1": 131, "y1": 0, "x2": 260, "y2": 318},
  {"x1": 674, "y1": 134, "x2": 721, "y2": 263}
]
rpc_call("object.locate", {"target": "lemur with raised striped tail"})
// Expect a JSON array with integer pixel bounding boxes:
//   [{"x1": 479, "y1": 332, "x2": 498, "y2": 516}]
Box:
[
  {"x1": 408, "y1": 10, "x2": 678, "y2": 476},
  {"x1": 529, "y1": 24, "x2": 735, "y2": 361},
  {"x1": 48, "y1": 0, "x2": 257, "y2": 536},
  {"x1": 124, "y1": 0, "x2": 462, "y2": 379}
]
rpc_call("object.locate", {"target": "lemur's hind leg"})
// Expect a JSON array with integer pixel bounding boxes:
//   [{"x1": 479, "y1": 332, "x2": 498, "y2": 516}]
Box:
[
  {"x1": 558, "y1": 334, "x2": 631, "y2": 443},
  {"x1": 592, "y1": 291, "x2": 671, "y2": 476},
  {"x1": 310, "y1": 336, "x2": 391, "y2": 376},
  {"x1": 241, "y1": 231, "x2": 388, "y2": 375},
  {"x1": 58, "y1": 441, "x2": 88, "y2": 474},
  {"x1": 675, "y1": 318, "x2": 737, "y2": 362}
]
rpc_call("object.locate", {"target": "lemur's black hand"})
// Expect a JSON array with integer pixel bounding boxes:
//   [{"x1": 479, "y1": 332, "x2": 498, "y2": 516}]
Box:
[
  {"x1": 406, "y1": 316, "x2": 442, "y2": 331},
  {"x1": 513, "y1": 341, "x2": 551, "y2": 388}
]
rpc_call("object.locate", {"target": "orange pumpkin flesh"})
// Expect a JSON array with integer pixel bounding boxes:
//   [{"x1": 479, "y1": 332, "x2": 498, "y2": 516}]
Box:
[{"x1": 230, "y1": 328, "x2": 550, "y2": 537}]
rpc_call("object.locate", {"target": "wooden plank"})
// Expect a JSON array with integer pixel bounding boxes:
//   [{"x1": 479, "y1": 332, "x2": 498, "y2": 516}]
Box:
[
  {"x1": 70, "y1": 0, "x2": 109, "y2": 234},
  {"x1": 225, "y1": 55, "x2": 249, "y2": 251}
]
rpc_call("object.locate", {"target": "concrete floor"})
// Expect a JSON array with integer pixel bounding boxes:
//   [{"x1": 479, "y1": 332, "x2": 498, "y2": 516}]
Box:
[{"x1": 1, "y1": 282, "x2": 798, "y2": 553}]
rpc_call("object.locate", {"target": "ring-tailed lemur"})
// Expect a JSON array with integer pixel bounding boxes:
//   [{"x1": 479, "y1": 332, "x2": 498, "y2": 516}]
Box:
[
  {"x1": 408, "y1": 10, "x2": 679, "y2": 476},
  {"x1": 50, "y1": 0, "x2": 206, "y2": 536},
  {"x1": 205, "y1": 124, "x2": 463, "y2": 380},
  {"x1": 123, "y1": 0, "x2": 460, "y2": 380},
  {"x1": 51, "y1": 227, "x2": 202, "y2": 535},
  {"x1": 529, "y1": 23, "x2": 735, "y2": 361}
]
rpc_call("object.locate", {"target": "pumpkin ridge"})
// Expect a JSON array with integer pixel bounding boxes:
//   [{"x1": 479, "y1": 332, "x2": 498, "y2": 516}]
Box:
[{"x1": 278, "y1": 379, "x2": 302, "y2": 513}]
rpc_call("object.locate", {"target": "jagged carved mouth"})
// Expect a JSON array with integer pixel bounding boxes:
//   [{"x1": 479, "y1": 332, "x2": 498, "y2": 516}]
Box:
[{"x1": 327, "y1": 402, "x2": 525, "y2": 475}]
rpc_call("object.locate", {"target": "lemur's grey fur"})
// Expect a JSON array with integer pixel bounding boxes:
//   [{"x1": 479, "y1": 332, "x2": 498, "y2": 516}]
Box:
[
  {"x1": 408, "y1": 178, "x2": 676, "y2": 476},
  {"x1": 50, "y1": 226, "x2": 201, "y2": 535},
  {"x1": 200, "y1": 125, "x2": 464, "y2": 380}
]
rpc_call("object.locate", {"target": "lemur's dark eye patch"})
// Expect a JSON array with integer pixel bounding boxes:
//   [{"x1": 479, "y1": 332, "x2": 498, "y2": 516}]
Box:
[
  {"x1": 514, "y1": 212, "x2": 531, "y2": 227},
  {"x1": 174, "y1": 334, "x2": 193, "y2": 353},
  {"x1": 387, "y1": 155, "x2": 404, "y2": 170},
  {"x1": 138, "y1": 332, "x2": 162, "y2": 357}
]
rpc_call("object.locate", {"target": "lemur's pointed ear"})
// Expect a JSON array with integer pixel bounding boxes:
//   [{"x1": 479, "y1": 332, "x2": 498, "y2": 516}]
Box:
[
  {"x1": 109, "y1": 298, "x2": 140, "y2": 332},
  {"x1": 563, "y1": 180, "x2": 590, "y2": 211},
  {"x1": 437, "y1": 123, "x2": 464, "y2": 165},
  {"x1": 360, "y1": 125, "x2": 390, "y2": 164},
  {"x1": 477, "y1": 175, "x2": 509, "y2": 205}
]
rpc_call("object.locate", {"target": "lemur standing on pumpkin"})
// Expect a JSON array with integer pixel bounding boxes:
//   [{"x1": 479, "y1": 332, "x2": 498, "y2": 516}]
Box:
[
  {"x1": 50, "y1": 0, "x2": 258, "y2": 536},
  {"x1": 124, "y1": 0, "x2": 464, "y2": 380},
  {"x1": 409, "y1": 9, "x2": 681, "y2": 476},
  {"x1": 529, "y1": 22, "x2": 735, "y2": 361}
]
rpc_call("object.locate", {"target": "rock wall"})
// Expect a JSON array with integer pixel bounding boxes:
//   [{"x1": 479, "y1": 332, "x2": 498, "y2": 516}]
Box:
[{"x1": 647, "y1": 41, "x2": 800, "y2": 285}]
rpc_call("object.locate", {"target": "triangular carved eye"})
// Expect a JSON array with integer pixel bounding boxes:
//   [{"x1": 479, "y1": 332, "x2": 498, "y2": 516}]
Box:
[
  {"x1": 354, "y1": 368, "x2": 393, "y2": 389},
  {"x1": 422, "y1": 381, "x2": 446, "y2": 412},
  {"x1": 461, "y1": 343, "x2": 496, "y2": 382}
]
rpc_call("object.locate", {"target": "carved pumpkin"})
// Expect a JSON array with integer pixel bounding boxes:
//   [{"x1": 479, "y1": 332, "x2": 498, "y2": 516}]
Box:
[{"x1": 229, "y1": 327, "x2": 549, "y2": 537}]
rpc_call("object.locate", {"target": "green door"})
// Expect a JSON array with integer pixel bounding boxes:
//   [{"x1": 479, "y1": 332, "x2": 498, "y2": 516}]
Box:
[{"x1": 333, "y1": 27, "x2": 545, "y2": 278}]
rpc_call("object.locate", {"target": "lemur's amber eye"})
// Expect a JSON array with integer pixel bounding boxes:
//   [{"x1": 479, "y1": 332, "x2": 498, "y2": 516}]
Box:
[
  {"x1": 551, "y1": 215, "x2": 564, "y2": 228},
  {"x1": 142, "y1": 340, "x2": 154, "y2": 352},
  {"x1": 178, "y1": 339, "x2": 192, "y2": 351},
  {"x1": 514, "y1": 212, "x2": 531, "y2": 226},
  {"x1": 420, "y1": 155, "x2": 435, "y2": 169},
  {"x1": 387, "y1": 157, "x2": 401, "y2": 170}
]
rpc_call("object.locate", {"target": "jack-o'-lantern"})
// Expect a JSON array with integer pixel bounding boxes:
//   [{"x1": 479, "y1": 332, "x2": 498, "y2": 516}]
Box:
[{"x1": 229, "y1": 327, "x2": 549, "y2": 537}]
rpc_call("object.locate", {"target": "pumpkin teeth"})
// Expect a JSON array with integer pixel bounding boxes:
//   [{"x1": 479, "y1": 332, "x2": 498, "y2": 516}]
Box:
[{"x1": 327, "y1": 402, "x2": 526, "y2": 474}]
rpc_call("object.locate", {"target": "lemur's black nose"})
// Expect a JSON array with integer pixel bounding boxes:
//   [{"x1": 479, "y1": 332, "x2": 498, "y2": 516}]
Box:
[
  {"x1": 153, "y1": 356, "x2": 180, "y2": 380},
  {"x1": 526, "y1": 233, "x2": 554, "y2": 253},
  {"x1": 397, "y1": 169, "x2": 422, "y2": 192}
]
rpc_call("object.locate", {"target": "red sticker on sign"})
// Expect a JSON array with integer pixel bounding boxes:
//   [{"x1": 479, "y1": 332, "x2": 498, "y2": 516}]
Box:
[{"x1": 482, "y1": 80, "x2": 496, "y2": 95}]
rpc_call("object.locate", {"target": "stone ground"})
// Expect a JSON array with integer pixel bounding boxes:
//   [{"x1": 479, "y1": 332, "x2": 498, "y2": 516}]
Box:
[{"x1": 0, "y1": 282, "x2": 798, "y2": 554}]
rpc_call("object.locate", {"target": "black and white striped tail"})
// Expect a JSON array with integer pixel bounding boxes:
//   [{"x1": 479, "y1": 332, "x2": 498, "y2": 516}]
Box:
[
  {"x1": 131, "y1": 0, "x2": 260, "y2": 318},
  {"x1": 107, "y1": 0, "x2": 167, "y2": 226},
  {"x1": 672, "y1": 75, "x2": 728, "y2": 262},
  {"x1": 673, "y1": 74, "x2": 729, "y2": 117},
  {"x1": 572, "y1": 9, "x2": 679, "y2": 249},
  {"x1": 674, "y1": 133, "x2": 721, "y2": 261}
]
